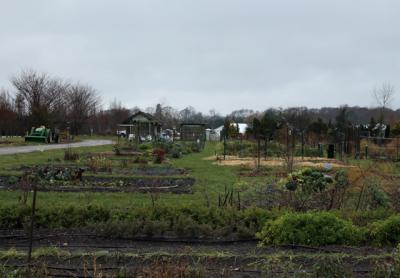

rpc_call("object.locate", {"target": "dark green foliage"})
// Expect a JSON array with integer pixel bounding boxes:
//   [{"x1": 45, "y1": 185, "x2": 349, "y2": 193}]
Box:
[
  {"x1": 365, "y1": 182, "x2": 391, "y2": 209},
  {"x1": 334, "y1": 170, "x2": 349, "y2": 189},
  {"x1": 0, "y1": 205, "x2": 110, "y2": 229},
  {"x1": 285, "y1": 180, "x2": 297, "y2": 191},
  {"x1": 337, "y1": 208, "x2": 395, "y2": 227},
  {"x1": 284, "y1": 168, "x2": 332, "y2": 194},
  {"x1": 0, "y1": 204, "x2": 270, "y2": 239},
  {"x1": 369, "y1": 215, "x2": 400, "y2": 246},
  {"x1": 0, "y1": 205, "x2": 31, "y2": 229},
  {"x1": 139, "y1": 143, "x2": 152, "y2": 151},
  {"x1": 7, "y1": 176, "x2": 19, "y2": 184},
  {"x1": 35, "y1": 166, "x2": 83, "y2": 181},
  {"x1": 257, "y1": 212, "x2": 362, "y2": 246}
]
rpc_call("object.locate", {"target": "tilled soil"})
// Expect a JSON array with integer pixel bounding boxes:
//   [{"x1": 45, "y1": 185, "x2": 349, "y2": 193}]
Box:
[{"x1": 0, "y1": 229, "x2": 396, "y2": 277}]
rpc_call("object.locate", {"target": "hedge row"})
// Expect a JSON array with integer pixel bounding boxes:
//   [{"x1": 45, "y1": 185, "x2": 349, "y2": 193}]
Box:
[
  {"x1": 1, "y1": 204, "x2": 400, "y2": 246},
  {"x1": 257, "y1": 212, "x2": 400, "y2": 246},
  {"x1": 0, "y1": 205, "x2": 272, "y2": 239}
]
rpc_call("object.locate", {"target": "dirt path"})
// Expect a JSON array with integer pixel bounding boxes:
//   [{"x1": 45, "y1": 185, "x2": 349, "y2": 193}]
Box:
[{"x1": 0, "y1": 140, "x2": 114, "y2": 155}]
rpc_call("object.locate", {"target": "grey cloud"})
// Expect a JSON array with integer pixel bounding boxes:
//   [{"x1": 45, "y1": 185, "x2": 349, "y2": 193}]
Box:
[{"x1": 1, "y1": 0, "x2": 399, "y2": 114}]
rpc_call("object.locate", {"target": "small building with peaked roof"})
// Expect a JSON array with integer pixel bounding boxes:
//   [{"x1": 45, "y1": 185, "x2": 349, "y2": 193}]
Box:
[{"x1": 119, "y1": 111, "x2": 161, "y2": 143}]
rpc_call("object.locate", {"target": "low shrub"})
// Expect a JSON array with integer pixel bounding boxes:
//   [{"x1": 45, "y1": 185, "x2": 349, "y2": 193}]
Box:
[
  {"x1": 369, "y1": 215, "x2": 400, "y2": 246},
  {"x1": 0, "y1": 205, "x2": 269, "y2": 239},
  {"x1": 257, "y1": 212, "x2": 362, "y2": 246},
  {"x1": 139, "y1": 143, "x2": 152, "y2": 151},
  {"x1": 0, "y1": 205, "x2": 111, "y2": 230},
  {"x1": 283, "y1": 168, "x2": 333, "y2": 193}
]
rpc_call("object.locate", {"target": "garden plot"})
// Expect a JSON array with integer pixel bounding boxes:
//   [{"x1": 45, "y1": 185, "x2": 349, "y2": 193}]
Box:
[
  {"x1": 0, "y1": 235, "x2": 397, "y2": 277},
  {"x1": 0, "y1": 165, "x2": 195, "y2": 193}
]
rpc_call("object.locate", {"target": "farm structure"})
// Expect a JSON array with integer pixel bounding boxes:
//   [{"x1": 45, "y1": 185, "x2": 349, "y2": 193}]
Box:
[
  {"x1": 119, "y1": 111, "x2": 161, "y2": 143},
  {"x1": 208, "y1": 123, "x2": 248, "y2": 141},
  {"x1": 180, "y1": 123, "x2": 206, "y2": 141}
]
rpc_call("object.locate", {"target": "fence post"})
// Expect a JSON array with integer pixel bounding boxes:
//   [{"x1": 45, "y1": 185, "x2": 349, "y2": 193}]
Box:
[{"x1": 27, "y1": 186, "x2": 37, "y2": 277}]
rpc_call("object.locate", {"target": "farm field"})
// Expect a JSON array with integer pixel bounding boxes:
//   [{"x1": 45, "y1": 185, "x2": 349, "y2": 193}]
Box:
[{"x1": 1, "y1": 139, "x2": 400, "y2": 277}]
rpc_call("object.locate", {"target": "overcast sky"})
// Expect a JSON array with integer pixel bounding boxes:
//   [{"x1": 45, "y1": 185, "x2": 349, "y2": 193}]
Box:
[{"x1": 1, "y1": 0, "x2": 399, "y2": 114}]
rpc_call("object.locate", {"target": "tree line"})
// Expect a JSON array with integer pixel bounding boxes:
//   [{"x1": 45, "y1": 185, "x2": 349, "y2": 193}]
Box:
[
  {"x1": 0, "y1": 70, "x2": 398, "y2": 137},
  {"x1": 0, "y1": 70, "x2": 100, "y2": 135}
]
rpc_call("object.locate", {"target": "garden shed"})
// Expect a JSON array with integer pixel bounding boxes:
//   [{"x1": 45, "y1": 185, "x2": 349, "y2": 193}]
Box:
[
  {"x1": 180, "y1": 123, "x2": 206, "y2": 141},
  {"x1": 119, "y1": 111, "x2": 161, "y2": 143}
]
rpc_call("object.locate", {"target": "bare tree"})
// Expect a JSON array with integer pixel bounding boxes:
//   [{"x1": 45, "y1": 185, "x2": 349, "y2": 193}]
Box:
[
  {"x1": 108, "y1": 99, "x2": 130, "y2": 133},
  {"x1": 11, "y1": 70, "x2": 69, "y2": 128},
  {"x1": 66, "y1": 83, "x2": 100, "y2": 135},
  {"x1": 0, "y1": 89, "x2": 18, "y2": 135},
  {"x1": 373, "y1": 82, "x2": 395, "y2": 126}
]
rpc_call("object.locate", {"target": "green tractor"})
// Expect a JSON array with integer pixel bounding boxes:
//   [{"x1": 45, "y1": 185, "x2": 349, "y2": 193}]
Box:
[{"x1": 25, "y1": 126, "x2": 53, "y2": 143}]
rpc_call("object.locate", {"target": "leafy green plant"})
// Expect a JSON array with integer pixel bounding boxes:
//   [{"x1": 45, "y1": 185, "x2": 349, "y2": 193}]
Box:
[
  {"x1": 284, "y1": 168, "x2": 333, "y2": 193},
  {"x1": 139, "y1": 143, "x2": 152, "y2": 151},
  {"x1": 369, "y1": 215, "x2": 400, "y2": 246},
  {"x1": 280, "y1": 168, "x2": 334, "y2": 211},
  {"x1": 257, "y1": 212, "x2": 362, "y2": 246}
]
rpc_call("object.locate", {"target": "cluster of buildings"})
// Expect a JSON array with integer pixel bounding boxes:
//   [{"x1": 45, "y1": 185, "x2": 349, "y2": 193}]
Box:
[{"x1": 118, "y1": 111, "x2": 249, "y2": 143}]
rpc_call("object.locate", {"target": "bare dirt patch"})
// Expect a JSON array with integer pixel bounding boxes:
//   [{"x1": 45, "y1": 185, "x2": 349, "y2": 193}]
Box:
[{"x1": 205, "y1": 155, "x2": 355, "y2": 168}]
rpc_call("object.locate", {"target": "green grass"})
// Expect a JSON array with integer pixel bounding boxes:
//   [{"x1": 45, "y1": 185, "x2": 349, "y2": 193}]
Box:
[
  {"x1": 1, "y1": 140, "x2": 397, "y2": 210},
  {"x1": 0, "y1": 145, "x2": 112, "y2": 169},
  {"x1": 0, "y1": 142, "x2": 259, "y2": 208}
]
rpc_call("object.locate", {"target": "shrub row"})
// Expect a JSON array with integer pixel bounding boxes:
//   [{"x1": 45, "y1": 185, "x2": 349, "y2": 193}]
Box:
[
  {"x1": 1, "y1": 204, "x2": 400, "y2": 245},
  {"x1": 0, "y1": 205, "x2": 271, "y2": 239},
  {"x1": 257, "y1": 212, "x2": 400, "y2": 246}
]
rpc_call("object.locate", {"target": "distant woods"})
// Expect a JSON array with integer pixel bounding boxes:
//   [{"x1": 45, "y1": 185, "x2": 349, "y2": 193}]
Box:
[
  {"x1": 0, "y1": 70, "x2": 398, "y2": 137},
  {"x1": 1, "y1": 70, "x2": 100, "y2": 135}
]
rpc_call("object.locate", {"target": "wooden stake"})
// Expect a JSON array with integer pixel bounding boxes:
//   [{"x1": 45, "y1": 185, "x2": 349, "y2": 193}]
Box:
[{"x1": 27, "y1": 186, "x2": 37, "y2": 277}]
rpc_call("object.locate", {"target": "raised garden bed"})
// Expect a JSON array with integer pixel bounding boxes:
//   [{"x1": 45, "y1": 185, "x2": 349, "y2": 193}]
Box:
[
  {"x1": 0, "y1": 175, "x2": 195, "y2": 193},
  {"x1": 15, "y1": 165, "x2": 188, "y2": 176}
]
